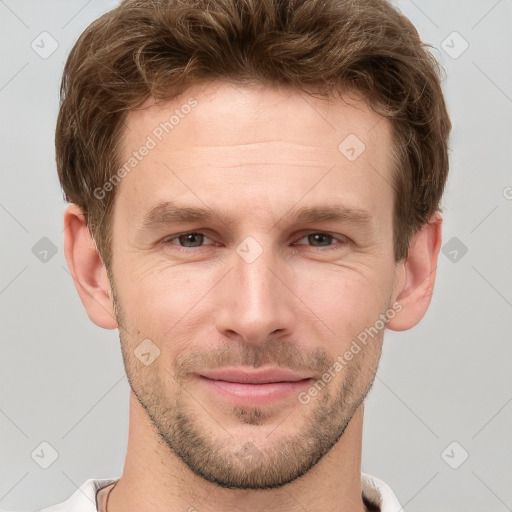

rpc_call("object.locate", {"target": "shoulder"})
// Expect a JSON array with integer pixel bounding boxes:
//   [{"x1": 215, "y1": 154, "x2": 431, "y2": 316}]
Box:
[
  {"x1": 41, "y1": 478, "x2": 118, "y2": 512},
  {"x1": 0, "y1": 478, "x2": 118, "y2": 512}
]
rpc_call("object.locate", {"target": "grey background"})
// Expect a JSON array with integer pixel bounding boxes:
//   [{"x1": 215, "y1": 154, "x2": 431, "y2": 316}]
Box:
[{"x1": 1, "y1": 1, "x2": 511, "y2": 510}]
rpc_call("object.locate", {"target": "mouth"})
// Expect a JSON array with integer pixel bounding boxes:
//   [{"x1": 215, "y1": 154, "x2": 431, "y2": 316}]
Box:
[{"x1": 196, "y1": 367, "x2": 313, "y2": 406}]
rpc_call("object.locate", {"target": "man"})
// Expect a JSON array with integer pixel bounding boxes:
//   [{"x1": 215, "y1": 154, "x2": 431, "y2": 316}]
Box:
[{"x1": 43, "y1": 0, "x2": 450, "y2": 510}]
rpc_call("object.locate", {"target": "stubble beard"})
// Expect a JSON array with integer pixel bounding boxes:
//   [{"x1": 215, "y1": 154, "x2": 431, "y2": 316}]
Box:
[{"x1": 111, "y1": 280, "x2": 383, "y2": 490}]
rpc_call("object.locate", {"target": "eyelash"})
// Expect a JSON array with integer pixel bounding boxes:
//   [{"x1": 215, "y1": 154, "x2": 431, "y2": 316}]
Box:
[{"x1": 161, "y1": 231, "x2": 348, "y2": 253}]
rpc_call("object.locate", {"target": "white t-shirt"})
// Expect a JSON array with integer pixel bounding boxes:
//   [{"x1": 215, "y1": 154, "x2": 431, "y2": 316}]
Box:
[{"x1": 15, "y1": 473, "x2": 402, "y2": 512}]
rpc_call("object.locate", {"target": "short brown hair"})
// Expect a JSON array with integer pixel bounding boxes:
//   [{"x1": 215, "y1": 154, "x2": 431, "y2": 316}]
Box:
[{"x1": 56, "y1": 0, "x2": 451, "y2": 270}]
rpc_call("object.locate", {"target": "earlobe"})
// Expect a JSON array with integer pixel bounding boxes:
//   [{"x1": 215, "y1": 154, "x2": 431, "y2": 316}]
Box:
[
  {"x1": 63, "y1": 204, "x2": 118, "y2": 330},
  {"x1": 387, "y1": 212, "x2": 443, "y2": 332}
]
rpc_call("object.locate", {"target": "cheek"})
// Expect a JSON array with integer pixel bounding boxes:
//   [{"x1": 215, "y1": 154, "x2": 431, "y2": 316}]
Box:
[
  {"x1": 292, "y1": 263, "x2": 391, "y2": 343},
  {"x1": 117, "y1": 261, "x2": 218, "y2": 340}
]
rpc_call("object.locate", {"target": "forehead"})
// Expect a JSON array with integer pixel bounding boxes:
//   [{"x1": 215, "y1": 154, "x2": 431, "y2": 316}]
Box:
[
  {"x1": 125, "y1": 82, "x2": 390, "y2": 154},
  {"x1": 116, "y1": 81, "x2": 395, "y2": 223}
]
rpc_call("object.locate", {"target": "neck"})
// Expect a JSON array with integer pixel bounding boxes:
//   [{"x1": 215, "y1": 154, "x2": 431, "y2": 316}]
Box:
[{"x1": 108, "y1": 392, "x2": 368, "y2": 512}]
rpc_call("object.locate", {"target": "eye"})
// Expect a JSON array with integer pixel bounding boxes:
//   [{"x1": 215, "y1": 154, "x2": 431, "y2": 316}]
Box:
[
  {"x1": 163, "y1": 232, "x2": 212, "y2": 249},
  {"x1": 161, "y1": 231, "x2": 347, "y2": 253},
  {"x1": 294, "y1": 232, "x2": 347, "y2": 249}
]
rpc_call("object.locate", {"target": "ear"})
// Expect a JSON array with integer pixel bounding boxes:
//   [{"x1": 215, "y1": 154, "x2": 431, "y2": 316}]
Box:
[
  {"x1": 387, "y1": 212, "x2": 443, "y2": 332},
  {"x1": 63, "y1": 204, "x2": 118, "y2": 330}
]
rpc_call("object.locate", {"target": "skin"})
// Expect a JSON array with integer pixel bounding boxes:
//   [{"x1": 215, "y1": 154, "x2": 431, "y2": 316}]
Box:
[{"x1": 64, "y1": 81, "x2": 442, "y2": 512}]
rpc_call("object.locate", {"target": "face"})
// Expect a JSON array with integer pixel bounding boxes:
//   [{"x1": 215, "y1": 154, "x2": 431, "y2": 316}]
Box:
[{"x1": 108, "y1": 81, "x2": 399, "y2": 489}]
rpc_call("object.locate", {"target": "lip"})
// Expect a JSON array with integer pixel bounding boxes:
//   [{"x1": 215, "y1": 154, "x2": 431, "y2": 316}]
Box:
[
  {"x1": 199, "y1": 367, "x2": 311, "y2": 384},
  {"x1": 196, "y1": 367, "x2": 313, "y2": 407}
]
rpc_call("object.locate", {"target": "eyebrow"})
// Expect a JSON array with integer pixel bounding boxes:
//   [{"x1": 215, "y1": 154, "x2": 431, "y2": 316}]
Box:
[{"x1": 137, "y1": 201, "x2": 374, "y2": 231}]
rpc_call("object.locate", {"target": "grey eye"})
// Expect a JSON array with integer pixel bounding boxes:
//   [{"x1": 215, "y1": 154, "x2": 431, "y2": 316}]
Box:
[
  {"x1": 304, "y1": 233, "x2": 335, "y2": 246},
  {"x1": 177, "y1": 233, "x2": 205, "y2": 247}
]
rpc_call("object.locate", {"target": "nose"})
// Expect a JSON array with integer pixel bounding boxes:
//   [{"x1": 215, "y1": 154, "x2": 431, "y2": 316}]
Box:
[{"x1": 214, "y1": 243, "x2": 296, "y2": 346}]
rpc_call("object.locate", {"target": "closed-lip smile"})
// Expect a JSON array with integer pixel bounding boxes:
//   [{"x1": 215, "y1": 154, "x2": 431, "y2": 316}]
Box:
[{"x1": 197, "y1": 367, "x2": 313, "y2": 406}]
